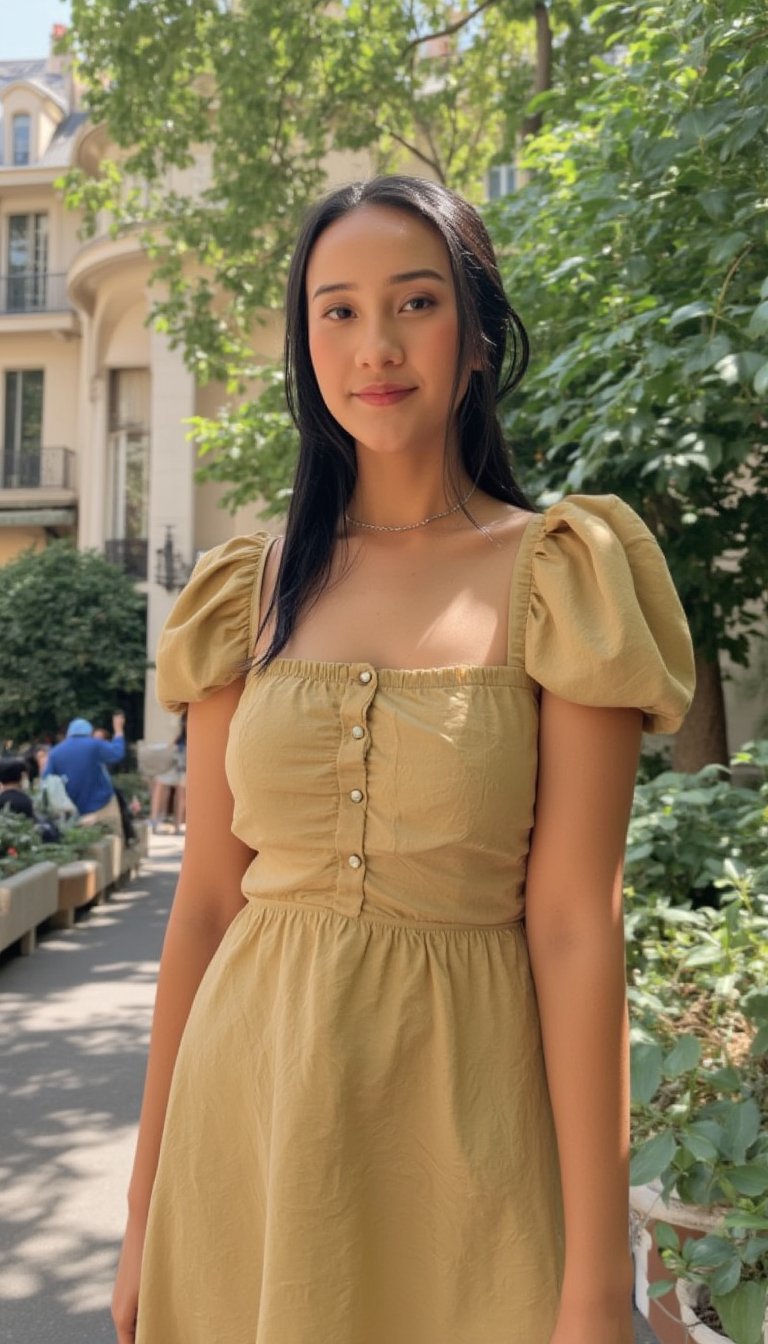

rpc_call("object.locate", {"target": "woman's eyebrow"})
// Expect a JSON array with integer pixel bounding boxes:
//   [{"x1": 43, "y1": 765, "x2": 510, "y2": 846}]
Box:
[{"x1": 311, "y1": 268, "x2": 447, "y2": 300}]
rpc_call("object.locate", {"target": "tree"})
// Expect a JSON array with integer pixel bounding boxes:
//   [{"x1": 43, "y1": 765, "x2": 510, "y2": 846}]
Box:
[
  {"x1": 60, "y1": 0, "x2": 587, "y2": 509},
  {"x1": 0, "y1": 543, "x2": 148, "y2": 745},
  {"x1": 494, "y1": 0, "x2": 768, "y2": 770}
]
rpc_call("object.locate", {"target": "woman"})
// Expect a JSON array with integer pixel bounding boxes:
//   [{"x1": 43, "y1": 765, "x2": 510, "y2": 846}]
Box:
[
  {"x1": 149, "y1": 713, "x2": 187, "y2": 834},
  {"x1": 115, "y1": 175, "x2": 696, "y2": 1344}
]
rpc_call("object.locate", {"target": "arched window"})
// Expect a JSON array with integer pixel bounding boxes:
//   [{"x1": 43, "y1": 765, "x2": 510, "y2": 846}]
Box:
[{"x1": 12, "y1": 113, "x2": 31, "y2": 166}]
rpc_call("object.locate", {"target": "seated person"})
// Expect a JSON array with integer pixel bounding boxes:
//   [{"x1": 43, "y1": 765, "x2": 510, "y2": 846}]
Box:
[
  {"x1": 0, "y1": 756, "x2": 60, "y2": 840},
  {"x1": 44, "y1": 713, "x2": 126, "y2": 835},
  {"x1": 0, "y1": 757, "x2": 36, "y2": 818}
]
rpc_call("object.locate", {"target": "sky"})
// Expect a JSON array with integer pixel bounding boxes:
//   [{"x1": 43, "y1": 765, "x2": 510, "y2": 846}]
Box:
[{"x1": 3, "y1": 0, "x2": 73, "y2": 61}]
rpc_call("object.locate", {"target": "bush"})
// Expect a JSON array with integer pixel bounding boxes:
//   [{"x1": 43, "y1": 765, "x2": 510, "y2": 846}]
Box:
[{"x1": 0, "y1": 812, "x2": 112, "y2": 879}]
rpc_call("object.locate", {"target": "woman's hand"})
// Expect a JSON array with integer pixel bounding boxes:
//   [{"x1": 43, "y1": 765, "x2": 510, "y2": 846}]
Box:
[{"x1": 111, "y1": 1210, "x2": 146, "y2": 1343}]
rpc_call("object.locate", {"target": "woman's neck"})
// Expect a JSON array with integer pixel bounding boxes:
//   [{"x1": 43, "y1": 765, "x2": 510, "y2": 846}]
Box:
[{"x1": 346, "y1": 446, "x2": 473, "y2": 531}]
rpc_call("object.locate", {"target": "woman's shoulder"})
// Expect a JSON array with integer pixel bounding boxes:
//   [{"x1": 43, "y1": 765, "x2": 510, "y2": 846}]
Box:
[
  {"x1": 154, "y1": 531, "x2": 275, "y2": 713},
  {"x1": 524, "y1": 492, "x2": 696, "y2": 734}
]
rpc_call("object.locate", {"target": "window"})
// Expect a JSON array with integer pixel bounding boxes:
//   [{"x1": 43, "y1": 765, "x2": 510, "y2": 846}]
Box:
[
  {"x1": 487, "y1": 163, "x2": 517, "y2": 201},
  {"x1": 6, "y1": 213, "x2": 49, "y2": 311},
  {"x1": 12, "y1": 113, "x2": 31, "y2": 166},
  {"x1": 2, "y1": 370, "x2": 44, "y2": 487},
  {"x1": 107, "y1": 369, "x2": 151, "y2": 552}
]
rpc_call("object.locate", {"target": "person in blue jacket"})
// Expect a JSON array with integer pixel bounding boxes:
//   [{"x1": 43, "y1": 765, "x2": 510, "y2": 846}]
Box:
[{"x1": 44, "y1": 712, "x2": 126, "y2": 834}]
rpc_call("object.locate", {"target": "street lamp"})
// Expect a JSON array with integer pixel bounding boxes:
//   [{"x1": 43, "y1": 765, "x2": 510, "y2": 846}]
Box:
[{"x1": 154, "y1": 525, "x2": 191, "y2": 592}]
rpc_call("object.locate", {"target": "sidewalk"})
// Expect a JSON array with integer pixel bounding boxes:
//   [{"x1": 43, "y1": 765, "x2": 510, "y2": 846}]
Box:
[
  {"x1": 0, "y1": 834, "x2": 181, "y2": 1344},
  {"x1": 0, "y1": 834, "x2": 660, "y2": 1344}
]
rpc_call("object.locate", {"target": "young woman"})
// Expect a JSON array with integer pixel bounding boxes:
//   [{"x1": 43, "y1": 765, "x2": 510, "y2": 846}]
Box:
[{"x1": 115, "y1": 175, "x2": 696, "y2": 1344}]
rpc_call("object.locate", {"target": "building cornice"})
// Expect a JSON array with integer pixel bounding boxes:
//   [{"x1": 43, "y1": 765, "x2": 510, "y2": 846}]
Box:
[{"x1": 67, "y1": 228, "x2": 149, "y2": 313}]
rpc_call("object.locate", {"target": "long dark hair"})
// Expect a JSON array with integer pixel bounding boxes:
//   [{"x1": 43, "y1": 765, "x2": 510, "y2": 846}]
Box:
[{"x1": 257, "y1": 174, "x2": 537, "y2": 667}]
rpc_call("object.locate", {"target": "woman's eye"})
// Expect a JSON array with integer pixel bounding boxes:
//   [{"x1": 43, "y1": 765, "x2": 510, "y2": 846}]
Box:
[
  {"x1": 325, "y1": 305, "x2": 354, "y2": 321},
  {"x1": 402, "y1": 295, "x2": 435, "y2": 312}
]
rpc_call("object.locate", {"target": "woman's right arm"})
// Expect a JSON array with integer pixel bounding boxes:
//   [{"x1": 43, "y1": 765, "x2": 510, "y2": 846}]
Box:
[{"x1": 113, "y1": 679, "x2": 254, "y2": 1341}]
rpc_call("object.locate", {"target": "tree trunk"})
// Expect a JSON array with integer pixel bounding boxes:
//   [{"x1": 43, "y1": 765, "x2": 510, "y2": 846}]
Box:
[
  {"x1": 522, "y1": 2, "x2": 552, "y2": 139},
  {"x1": 671, "y1": 649, "x2": 729, "y2": 772}
]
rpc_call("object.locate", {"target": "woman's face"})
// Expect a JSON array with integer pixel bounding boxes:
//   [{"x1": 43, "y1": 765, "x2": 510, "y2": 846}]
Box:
[{"x1": 306, "y1": 204, "x2": 466, "y2": 459}]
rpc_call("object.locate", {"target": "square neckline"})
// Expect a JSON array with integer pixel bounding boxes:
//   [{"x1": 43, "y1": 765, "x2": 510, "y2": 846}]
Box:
[{"x1": 247, "y1": 512, "x2": 544, "y2": 683}]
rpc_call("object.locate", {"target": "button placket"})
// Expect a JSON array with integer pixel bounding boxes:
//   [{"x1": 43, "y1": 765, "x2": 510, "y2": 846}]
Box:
[{"x1": 333, "y1": 665, "x2": 377, "y2": 917}]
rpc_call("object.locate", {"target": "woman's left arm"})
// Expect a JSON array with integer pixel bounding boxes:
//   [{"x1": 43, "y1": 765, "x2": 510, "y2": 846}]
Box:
[{"x1": 525, "y1": 689, "x2": 643, "y2": 1344}]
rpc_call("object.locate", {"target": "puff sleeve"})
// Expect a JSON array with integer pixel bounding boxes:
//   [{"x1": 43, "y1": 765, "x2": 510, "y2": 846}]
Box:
[
  {"x1": 525, "y1": 495, "x2": 695, "y2": 734},
  {"x1": 155, "y1": 533, "x2": 271, "y2": 714}
]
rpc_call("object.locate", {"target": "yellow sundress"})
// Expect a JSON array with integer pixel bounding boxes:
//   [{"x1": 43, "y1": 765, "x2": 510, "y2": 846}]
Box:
[{"x1": 135, "y1": 493, "x2": 695, "y2": 1344}]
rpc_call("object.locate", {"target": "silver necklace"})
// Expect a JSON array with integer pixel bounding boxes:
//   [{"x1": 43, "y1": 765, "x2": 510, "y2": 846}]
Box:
[{"x1": 345, "y1": 484, "x2": 477, "y2": 533}]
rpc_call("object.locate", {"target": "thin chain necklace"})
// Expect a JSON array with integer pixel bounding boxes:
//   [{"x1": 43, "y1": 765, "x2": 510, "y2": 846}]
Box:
[{"x1": 345, "y1": 484, "x2": 477, "y2": 533}]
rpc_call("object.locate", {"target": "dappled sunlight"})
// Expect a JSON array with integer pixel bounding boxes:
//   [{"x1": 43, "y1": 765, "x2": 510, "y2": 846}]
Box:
[{"x1": 0, "y1": 838, "x2": 181, "y2": 1340}]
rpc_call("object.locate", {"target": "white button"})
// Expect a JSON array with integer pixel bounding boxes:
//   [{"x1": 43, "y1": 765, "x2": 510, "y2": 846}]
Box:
[
  {"x1": 359, "y1": 670, "x2": 372, "y2": 684},
  {"x1": 348, "y1": 853, "x2": 362, "y2": 869},
  {"x1": 350, "y1": 789, "x2": 363, "y2": 803},
  {"x1": 351, "y1": 725, "x2": 365, "y2": 740}
]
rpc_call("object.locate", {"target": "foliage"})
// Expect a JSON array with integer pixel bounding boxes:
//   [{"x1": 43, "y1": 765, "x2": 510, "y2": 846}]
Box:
[
  {"x1": 626, "y1": 742, "x2": 768, "y2": 1342},
  {"x1": 625, "y1": 751, "x2": 768, "y2": 912},
  {"x1": 0, "y1": 812, "x2": 112, "y2": 879},
  {"x1": 58, "y1": 0, "x2": 599, "y2": 499},
  {"x1": 0, "y1": 542, "x2": 147, "y2": 744},
  {"x1": 495, "y1": 0, "x2": 768, "y2": 671}
]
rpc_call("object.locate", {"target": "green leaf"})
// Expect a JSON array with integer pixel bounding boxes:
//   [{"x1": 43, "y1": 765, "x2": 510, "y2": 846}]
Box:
[
  {"x1": 668, "y1": 301, "x2": 712, "y2": 329},
  {"x1": 683, "y1": 1132, "x2": 720, "y2": 1163},
  {"x1": 753, "y1": 362, "x2": 768, "y2": 398},
  {"x1": 630, "y1": 1131, "x2": 678, "y2": 1186},
  {"x1": 688, "y1": 1235, "x2": 736, "y2": 1268},
  {"x1": 631, "y1": 1041, "x2": 664, "y2": 1103},
  {"x1": 724, "y1": 1211, "x2": 768, "y2": 1231},
  {"x1": 655, "y1": 1221, "x2": 680, "y2": 1253},
  {"x1": 727, "y1": 1164, "x2": 768, "y2": 1196},
  {"x1": 721, "y1": 1101, "x2": 761, "y2": 1164},
  {"x1": 747, "y1": 301, "x2": 768, "y2": 338},
  {"x1": 663, "y1": 1035, "x2": 701, "y2": 1078},
  {"x1": 712, "y1": 1281, "x2": 768, "y2": 1344},
  {"x1": 647, "y1": 1279, "x2": 675, "y2": 1299},
  {"x1": 710, "y1": 1258, "x2": 743, "y2": 1297}
]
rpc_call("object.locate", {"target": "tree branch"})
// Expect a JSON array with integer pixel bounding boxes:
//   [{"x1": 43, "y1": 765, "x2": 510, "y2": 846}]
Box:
[
  {"x1": 375, "y1": 123, "x2": 446, "y2": 181},
  {"x1": 402, "y1": 0, "x2": 502, "y2": 56}
]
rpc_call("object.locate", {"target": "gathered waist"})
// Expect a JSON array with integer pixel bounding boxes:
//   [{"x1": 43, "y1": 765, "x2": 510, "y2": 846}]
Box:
[{"x1": 242, "y1": 892, "x2": 527, "y2": 937}]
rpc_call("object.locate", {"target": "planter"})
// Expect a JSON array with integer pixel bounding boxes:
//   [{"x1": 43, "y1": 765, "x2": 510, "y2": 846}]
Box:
[
  {"x1": 631, "y1": 1181, "x2": 724, "y2": 1344},
  {"x1": 52, "y1": 859, "x2": 102, "y2": 929},
  {"x1": 632, "y1": 1184, "x2": 768, "y2": 1344},
  {"x1": 0, "y1": 861, "x2": 58, "y2": 955},
  {"x1": 86, "y1": 836, "x2": 118, "y2": 902},
  {"x1": 676, "y1": 1280, "x2": 768, "y2": 1344},
  {"x1": 676, "y1": 1281, "x2": 730, "y2": 1343}
]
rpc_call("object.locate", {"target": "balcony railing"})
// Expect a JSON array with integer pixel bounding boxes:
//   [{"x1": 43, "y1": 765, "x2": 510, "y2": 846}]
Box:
[
  {"x1": 1, "y1": 446, "x2": 76, "y2": 490},
  {"x1": 0, "y1": 272, "x2": 72, "y2": 315},
  {"x1": 105, "y1": 538, "x2": 149, "y2": 581}
]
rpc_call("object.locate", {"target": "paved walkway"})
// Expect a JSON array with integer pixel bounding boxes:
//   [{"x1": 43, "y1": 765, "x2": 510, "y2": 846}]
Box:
[{"x1": 0, "y1": 835, "x2": 660, "y2": 1343}]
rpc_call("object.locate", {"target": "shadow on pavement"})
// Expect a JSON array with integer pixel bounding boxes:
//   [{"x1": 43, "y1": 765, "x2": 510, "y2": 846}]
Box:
[{"x1": 0, "y1": 836, "x2": 181, "y2": 1344}]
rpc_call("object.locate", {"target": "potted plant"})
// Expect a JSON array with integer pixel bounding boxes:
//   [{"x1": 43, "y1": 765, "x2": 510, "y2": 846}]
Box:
[{"x1": 626, "y1": 743, "x2": 768, "y2": 1344}]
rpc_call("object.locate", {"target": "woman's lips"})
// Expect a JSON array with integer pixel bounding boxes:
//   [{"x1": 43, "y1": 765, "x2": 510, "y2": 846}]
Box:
[{"x1": 353, "y1": 386, "x2": 416, "y2": 406}]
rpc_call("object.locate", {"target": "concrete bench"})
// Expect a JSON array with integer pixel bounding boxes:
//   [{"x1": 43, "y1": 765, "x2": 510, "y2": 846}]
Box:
[
  {"x1": 52, "y1": 859, "x2": 102, "y2": 930},
  {"x1": 0, "y1": 861, "x2": 59, "y2": 955}
]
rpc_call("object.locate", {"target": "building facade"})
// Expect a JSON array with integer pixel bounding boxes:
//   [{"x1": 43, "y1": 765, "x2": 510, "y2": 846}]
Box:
[{"x1": 0, "y1": 31, "x2": 280, "y2": 743}]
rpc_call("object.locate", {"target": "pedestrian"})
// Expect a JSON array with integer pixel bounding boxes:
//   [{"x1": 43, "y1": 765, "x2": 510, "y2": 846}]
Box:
[
  {"x1": 44, "y1": 713, "x2": 126, "y2": 836},
  {"x1": 149, "y1": 713, "x2": 187, "y2": 834},
  {"x1": 114, "y1": 176, "x2": 696, "y2": 1344}
]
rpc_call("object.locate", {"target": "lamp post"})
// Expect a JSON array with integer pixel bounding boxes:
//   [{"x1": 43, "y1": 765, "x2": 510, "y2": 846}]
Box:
[{"x1": 154, "y1": 525, "x2": 191, "y2": 592}]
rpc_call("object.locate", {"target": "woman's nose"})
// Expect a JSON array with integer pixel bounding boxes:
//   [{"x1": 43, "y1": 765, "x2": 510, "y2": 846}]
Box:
[{"x1": 354, "y1": 320, "x2": 404, "y2": 368}]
